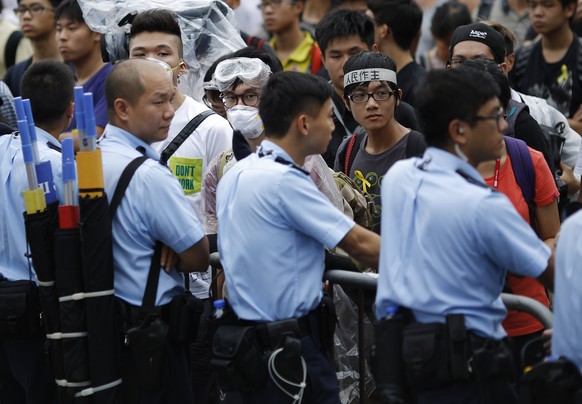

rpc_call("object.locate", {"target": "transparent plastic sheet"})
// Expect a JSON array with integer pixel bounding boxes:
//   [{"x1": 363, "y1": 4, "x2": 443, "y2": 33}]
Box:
[
  {"x1": 77, "y1": 0, "x2": 246, "y2": 101},
  {"x1": 332, "y1": 284, "x2": 376, "y2": 403},
  {"x1": 303, "y1": 154, "x2": 344, "y2": 213}
]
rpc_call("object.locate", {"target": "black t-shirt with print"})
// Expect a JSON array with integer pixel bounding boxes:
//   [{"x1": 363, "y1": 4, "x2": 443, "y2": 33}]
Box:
[{"x1": 511, "y1": 37, "x2": 582, "y2": 118}]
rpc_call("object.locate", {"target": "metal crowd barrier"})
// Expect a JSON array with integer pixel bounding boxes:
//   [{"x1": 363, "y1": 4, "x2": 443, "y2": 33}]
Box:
[{"x1": 209, "y1": 253, "x2": 554, "y2": 403}]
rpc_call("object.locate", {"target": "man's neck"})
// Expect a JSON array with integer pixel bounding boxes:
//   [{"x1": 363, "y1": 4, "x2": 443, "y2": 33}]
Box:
[
  {"x1": 365, "y1": 119, "x2": 408, "y2": 154},
  {"x1": 379, "y1": 42, "x2": 413, "y2": 73},
  {"x1": 266, "y1": 135, "x2": 307, "y2": 166},
  {"x1": 273, "y1": 23, "x2": 305, "y2": 53},
  {"x1": 74, "y1": 50, "x2": 107, "y2": 85},
  {"x1": 172, "y1": 90, "x2": 187, "y2": 111},
  {"x1": 542, "y1": 25, "x2": 574, "y2": 52},
  {"x1": 38, "y1": 122, "x2": 66, "y2": 141},
  {"x1": 31, "y1": 33, "x2": 61, "y2": 63}
]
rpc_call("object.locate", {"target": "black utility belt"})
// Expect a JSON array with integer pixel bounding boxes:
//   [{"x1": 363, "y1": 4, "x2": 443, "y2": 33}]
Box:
[
  {"x1": 405, "y1": 318, "x2": 515, "y2": 391},
  {"x1": 211, "y1": 314, "x2": 309, "y2": 393},
  {"x1": 0, "y1": 280, "x2": 43, "y2": 338}
]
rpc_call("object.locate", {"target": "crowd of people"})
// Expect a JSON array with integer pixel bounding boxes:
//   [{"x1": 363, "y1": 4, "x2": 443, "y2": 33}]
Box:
[{"x1": 1, "y1": 0, "x2": 582, "y2": 403}]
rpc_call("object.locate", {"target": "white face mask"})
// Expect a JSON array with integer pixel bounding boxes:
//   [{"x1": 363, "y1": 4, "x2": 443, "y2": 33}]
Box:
[{"x1": 226, "y1": 105, "x2": 264, "y2": 139}]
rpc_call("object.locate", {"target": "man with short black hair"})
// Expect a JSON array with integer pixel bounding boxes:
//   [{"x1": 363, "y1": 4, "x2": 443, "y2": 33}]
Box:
[
  {"x1": 315, "y1": 8, "x2": 419, "y2": 167},
  {"x1": 4, "y1": 0, "x2": 63, "y2": 97},
  {"x1": 367, "y1": 0, "x2": 427, "y2": 107},
  {"x1": 375, "y1": 67, "x2": 555, "y2": 403},
  {"x1": 217, "y1": 71, "x2": 380, "y2": 403},
  {"x1": 0, "y1": 59, "x2": 74, "y2": 404},
  {"x1": 510, "y1": 0, "x2": 582, "y2": 133},
  {"x1": 261, "y1": 0, "x2": 323, "y2": 73},
  {"x1": 55, "y1": 0, "x2": 110, "y2": 138}
]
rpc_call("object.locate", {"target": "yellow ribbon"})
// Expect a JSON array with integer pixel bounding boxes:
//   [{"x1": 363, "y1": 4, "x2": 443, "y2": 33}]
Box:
[
  {"x1": 557, "y1": 65, "x2": 569, "y2": 85},
  {"x1": 354, "y1": 170, "x2": 370, "y2": 193}
]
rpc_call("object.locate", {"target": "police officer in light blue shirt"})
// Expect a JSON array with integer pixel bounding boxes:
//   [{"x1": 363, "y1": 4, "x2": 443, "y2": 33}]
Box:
[
  {"x1": 0, "y1": 60, "x2": 75, "y2": 404},
  {"x1": 552, "y1": 210, "x2": 582, "y2": 374},
  {"x1": 217, "y1": 72, "x2": 380, "y2": 404},
  {"x1": 374, "y1": 68, "x2": 554, "y2": 403},
  {"x1": 101, "y1": 59, "x2": 209, "y2": 404}
]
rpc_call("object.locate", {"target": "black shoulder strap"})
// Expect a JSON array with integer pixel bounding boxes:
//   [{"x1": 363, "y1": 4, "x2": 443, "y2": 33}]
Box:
[
  {"x1": 108, "y1": 155, "x2": 161, "y2": 309},
  {"x1": 159, "y1": 110, "x2": 215, "y2": 165},
  {"x1": 109, "y1": 156, "x2": 148, "y2": 218},
  {"x1": 405, "y1": 130, "x2": 426, "y2": 158},
  {"x1": 4, "y1": 30, "x2": 23, "y2": 69},
  {"x1": 512, "y1": 43, "x2": 536, "y2": 89}
]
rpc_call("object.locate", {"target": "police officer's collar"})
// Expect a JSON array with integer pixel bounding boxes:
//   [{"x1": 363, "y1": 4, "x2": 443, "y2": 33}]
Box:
[
  {"x1": 257, "y1": 140, "x2": 309, "y2": 175},
  {"x1": 100, "y1": 124, "x2": 161, "y2": 161},
  {"x1": 35, "y1": 127, "x2": 62, "y2": 151},
  {"x1": 420, "y1": 147, "x2": 486, "y2": 185}
]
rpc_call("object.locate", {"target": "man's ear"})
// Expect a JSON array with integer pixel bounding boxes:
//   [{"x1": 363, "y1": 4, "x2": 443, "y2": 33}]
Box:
[
  {"x1": 114, "y1": 98, "x2": 130, "y2": 122},
  {"x1": 343, "y1": 97, "x2": 351, "y2": 112},
  {"x1": 378, "y1": 23, "x2": 389, "y2": 40},
  {"x1": 449, "y1": 119, "x2": 468, "y2": 145},
  {"x1": 66, "y1": 101, "x2": 75, "y2": 120},
  {"x1": 372, "y1": 43, "x2": 380, "y2": 52},
  {"x1": 295, "y1": 113, "x2": 310, "y2": 137}
]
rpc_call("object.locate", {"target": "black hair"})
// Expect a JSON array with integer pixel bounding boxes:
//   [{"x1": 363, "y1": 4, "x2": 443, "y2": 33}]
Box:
[
  {"x1": 430, "y1": 2, "x2": 472, "y2": 41},
  {"x1": 54, "y1": 0, "x2": 84, "y2": 24},
  {"x1": 130, "y1": 9, "x2": 183, "y2": 58},
  {"x1": 483, "y1": 21, "x2": 516, "y2": 56},
  {"x1": 343, "y1": 51, "x2": 399, "y2": 99},
  {"x1": 460, "y1": 59, "x2": 511, "y2": 110},
  {"x1": 415, "y1": 69, "x2": 500, "y2": 147},
  {"x1": 314, "y1": 8, "x2": 374, "y2": 55},
  {"x1": 259, "y1": 72, "x2": 331, "y2": 138},
  {"x1": 367, "y1": 0, "x2": 422, "y2": 51},
  {"x1": 21, "y1": 60, "x2": 74, "y2": 126},
  {"x1": 228, "y1": 46, "x2": 283, "y2": 73}
]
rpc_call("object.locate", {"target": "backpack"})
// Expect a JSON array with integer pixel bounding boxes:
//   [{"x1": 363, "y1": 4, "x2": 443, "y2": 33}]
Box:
[
  {"x1": 504, "y1": 135, "x2": 538, "y2": 232},
  {"x1": 4, "y1": 30, "x2": 23, "y2": 70},
  {"x1": 505, "y1": 99, "x2": 565, "y2": 175}
]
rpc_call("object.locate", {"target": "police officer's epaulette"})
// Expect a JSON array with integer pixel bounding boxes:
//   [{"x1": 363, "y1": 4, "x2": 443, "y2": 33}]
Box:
[
  {"x1": 258, "y1": 151, "x2": 309, "y2": 175},
  {"x1": 456, "y1": 169, "x2": 492, "y2": 190},
  {"x1": 46, "y1": 142, "x2": 61, "y2": 152}
]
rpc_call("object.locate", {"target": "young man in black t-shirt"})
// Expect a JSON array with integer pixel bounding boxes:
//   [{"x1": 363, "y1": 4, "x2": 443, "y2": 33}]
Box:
[
  {"x1": 366, "y1": 0, "x2": 427, "y2": 108},
  {"x1": 334, "y1": 52, "x2": 426, "y2": 234},
  {"x1": 510, "y1": 0, "x2": 582, "y2": 134},
  {"x1": 315, "y1": 8, "x2": 419, "y2": 168}
]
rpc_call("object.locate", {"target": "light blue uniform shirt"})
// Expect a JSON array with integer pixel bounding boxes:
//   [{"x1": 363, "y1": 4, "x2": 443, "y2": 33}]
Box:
[
  {"x1": 216, "y1": 140, "x2": 355, "y2": 322},
  {"x1": 375, "y1": 147, "x2": 550, "y2": 339},
  {"x1": 553, "y1": 210, "x2": 582, "y2": 373},
  {"x1": 0, "y1": 128, "x2": 63, "y2": 281},
  {"x1": 99, "y1": 124, "x2": 205, "y2": 307}
]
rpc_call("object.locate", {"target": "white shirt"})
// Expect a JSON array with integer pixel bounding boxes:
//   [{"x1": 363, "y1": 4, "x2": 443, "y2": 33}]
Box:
[{"x1": 152, "y1": 96, "x2": 232, "y2": 299}]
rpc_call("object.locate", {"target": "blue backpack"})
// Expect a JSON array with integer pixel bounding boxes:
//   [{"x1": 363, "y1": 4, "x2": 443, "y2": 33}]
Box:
[{"x1": 504, "y1": 135, "x2": 537, "y2": 231}]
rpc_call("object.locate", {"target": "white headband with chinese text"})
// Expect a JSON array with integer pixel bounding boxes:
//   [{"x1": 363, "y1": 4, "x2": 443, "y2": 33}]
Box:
[{"x1": 343, "y1": 68, "x2": 397, "y2": 88}]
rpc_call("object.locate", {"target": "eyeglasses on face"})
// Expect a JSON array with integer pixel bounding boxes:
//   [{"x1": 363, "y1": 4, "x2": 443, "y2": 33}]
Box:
[
  {"x1": 221, "y1": 92, "x2": 260, "y2": 108},
  {"x1": 468, "y1": 107, "x2": 507, "y2": 130},
  {"x1": 447, "y1": 57, "x2": 497, "y2": 67},
  {"x1": 14, "y1": 4, "x2": 55, "y2": 17},
  {"x1": 347, "y1": 90, "x2": 395, "y2": 104}
]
